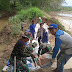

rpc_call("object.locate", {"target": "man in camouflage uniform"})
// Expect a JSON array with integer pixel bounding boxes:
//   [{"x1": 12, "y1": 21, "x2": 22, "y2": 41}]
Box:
[
  {"x1": 38, "y1": 43, "x2": 52, "y2": 57},
  {"x1": 9, "y1": 33, "x2": 37, "y2": 72},
  {"x1": 24, "y1": 31, "x2": 33, "y2": 43}
]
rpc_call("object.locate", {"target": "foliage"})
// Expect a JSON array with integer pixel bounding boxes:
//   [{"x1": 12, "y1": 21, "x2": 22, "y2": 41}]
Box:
[
  {"x1": 9, "y1": 15, "x2": 21, "y2": 37},
  {"x1": 18, "y1": 7, "x2": 46, "y2": 21},
  {"x1": 15, "y1": 0, "x2": 65, "y2": 11},
  {"x1": 0, "y1": 0, "x2": 11, "y2": 12},
  {"x1": 61, "y1": 6, "x2": 72, "y2": 11},
  {"x1": 9, "y1": 7, "x2": 46, "y2": 37},
  {"x1": 0, "y1": 0, "x2": 65, "y2": 13}
]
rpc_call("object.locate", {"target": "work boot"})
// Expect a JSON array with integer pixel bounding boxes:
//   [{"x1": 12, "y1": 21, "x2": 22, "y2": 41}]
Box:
[{"x1": 52, "y1": 68, "x2": 58, "y2": 72}]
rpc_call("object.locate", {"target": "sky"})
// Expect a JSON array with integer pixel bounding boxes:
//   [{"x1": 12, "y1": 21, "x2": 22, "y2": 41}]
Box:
[{"x1": 62, "y1": 0, "x2": 72, "y2": 7}]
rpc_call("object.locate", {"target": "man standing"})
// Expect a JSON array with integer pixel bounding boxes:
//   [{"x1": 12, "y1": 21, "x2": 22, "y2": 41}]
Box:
[
  {"x1": 48, "y1": 23, "x2": 72, "y2": 72},
  {"x1": 21, "y1": 21, "x2": 26, "y2": 31},
  {"x1": 30, "y1": 19, "x2": 35, "y2": 38},
  {"x1": 37, "y1": 23, "x2": 44, "y2": 45}
]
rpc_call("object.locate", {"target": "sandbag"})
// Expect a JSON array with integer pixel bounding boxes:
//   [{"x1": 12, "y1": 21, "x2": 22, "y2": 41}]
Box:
[{"x1": 37, "y1": 53, "x2": 52, "y2": 67}]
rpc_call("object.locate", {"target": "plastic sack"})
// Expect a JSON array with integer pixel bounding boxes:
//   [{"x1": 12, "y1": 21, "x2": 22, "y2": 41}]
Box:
[
  {"x1": 26, "y1": 57, "x2": 40, "y2": 71},
  {"x1": 26, "y1": 60, "x2": 36, "y2": 71},
  {"x1": 38, "y1": 53, "x2": 52, "y2": 67}
]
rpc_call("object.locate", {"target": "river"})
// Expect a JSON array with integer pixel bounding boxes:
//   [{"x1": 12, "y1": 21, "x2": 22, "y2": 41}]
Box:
[{"x1": 0, "y1": 17, "x2": 9, "y2": 32}]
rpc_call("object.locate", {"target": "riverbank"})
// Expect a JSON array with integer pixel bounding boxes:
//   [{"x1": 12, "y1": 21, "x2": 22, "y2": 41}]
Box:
[
  {"x1": 0, "y1": 10, "x2": 72, "y2": 72},
  {"x1": 50, "y1": 11, "x2": 72, "y2": 35}
]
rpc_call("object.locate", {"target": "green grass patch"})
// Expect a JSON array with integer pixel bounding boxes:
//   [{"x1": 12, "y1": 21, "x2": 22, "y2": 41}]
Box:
[
  {"x1": 18, "y1": 7, "x2": 46, "y2": 21},
  {"x1": 61, "y1": 6, "x2": 72, "y2": 11}
]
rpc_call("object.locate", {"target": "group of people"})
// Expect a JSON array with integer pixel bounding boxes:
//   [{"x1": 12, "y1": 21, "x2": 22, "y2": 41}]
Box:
[
  {"x1": 30, "y1": 20, "x2": 49, "y2": 44},
  {"x1": 9, "y1": 18, "x2": 72, "y2": 72}
]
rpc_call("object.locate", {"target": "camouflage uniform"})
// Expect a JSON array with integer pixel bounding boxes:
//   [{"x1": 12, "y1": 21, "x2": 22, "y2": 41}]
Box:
[
  {"x1": 9, "y1": 39, "x2": 30, "y2": 72},
  {"x1": 9, "y1": 39, "x2": 37, "y2": 72},
  {"x1": 24, "y1": 31, "x2": 33, "y2": 40},
  {"x1": 38, "y1": 43, "x2": 52, "y2": 56}
]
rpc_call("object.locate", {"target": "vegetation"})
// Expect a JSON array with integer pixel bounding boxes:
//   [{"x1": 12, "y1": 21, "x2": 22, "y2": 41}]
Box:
[
  {"x1": 61, "y1": 6, "x2": 72, "y2": 11},
  {"x1": 0, "y1": 0, "x2": 11, "y2": 12},
  {"x1": 0, "y1": 0, "x2": 65, "y2": 13},
  {"x1": 9, "y1": 7, "x2": 46, "y2": 36}
]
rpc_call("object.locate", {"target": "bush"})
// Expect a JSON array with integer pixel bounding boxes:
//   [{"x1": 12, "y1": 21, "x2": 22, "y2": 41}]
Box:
[
  {"x1": 9, "y1": 7, "x2": 46, "y2": 37},
  {"x1": 18, "y1": 7, "x2": 46, "y2": 21}
]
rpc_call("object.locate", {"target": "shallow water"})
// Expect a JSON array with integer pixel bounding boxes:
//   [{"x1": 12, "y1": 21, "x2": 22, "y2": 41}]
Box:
[
  {"x1": 0, "y1": 17, "x2": 9, "y2": 32},
  {"x1": 58, "y1": 13, "x2": 72, "y2": 18}
]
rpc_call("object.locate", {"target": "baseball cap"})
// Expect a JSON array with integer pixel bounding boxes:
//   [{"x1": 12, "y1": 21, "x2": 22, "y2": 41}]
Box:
[{"x1": 48, "y1": 23, "x2": 58, "y2": 29}]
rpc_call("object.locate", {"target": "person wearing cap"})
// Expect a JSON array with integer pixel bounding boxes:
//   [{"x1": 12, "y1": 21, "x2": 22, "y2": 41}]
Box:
[
  {"x1": 30, "y1": 19, "x2": 35, "y2": 38},
  {"x1": 37, "y1": 23, "x2": 44, "y2": 45},
  {"x1": 48, "y1": 23, "x2": 72, "y2": 72}
]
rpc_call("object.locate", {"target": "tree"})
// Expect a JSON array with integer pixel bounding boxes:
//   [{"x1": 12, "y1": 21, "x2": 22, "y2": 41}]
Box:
[{"x1": 0, "y1": 0, "x2": 11, "y2": 12}]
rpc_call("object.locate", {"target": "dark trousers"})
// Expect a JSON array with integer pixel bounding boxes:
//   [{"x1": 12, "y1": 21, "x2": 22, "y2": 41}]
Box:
[
  {"x1": 32, "y1": 33, "x2": 34, "y2": 38},
  {"x1": 38, "y1": 36, "x2": 41, "y2": 45},
  {"x1": 21, "y1": 27, "x2": 23, "y2": 31}
]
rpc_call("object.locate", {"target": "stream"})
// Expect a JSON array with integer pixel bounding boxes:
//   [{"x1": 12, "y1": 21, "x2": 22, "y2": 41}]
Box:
[{"x1": 0, "y1": 17, "x2": 9, "y2": 32}]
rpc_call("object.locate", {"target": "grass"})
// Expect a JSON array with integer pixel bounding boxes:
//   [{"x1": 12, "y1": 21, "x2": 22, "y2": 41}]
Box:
[
  {"x1": 18, "y1": 7, "x2": 46, "y2": 21},
  {"x1": 70, "y1": 68, "x2": 72, "y2": 72},
  {"x1": 0, "y1": 66, "x2": 3, "y2": 72},
  {"x1": 61, "y1": 6, "x2": 72, "y2": 11}
]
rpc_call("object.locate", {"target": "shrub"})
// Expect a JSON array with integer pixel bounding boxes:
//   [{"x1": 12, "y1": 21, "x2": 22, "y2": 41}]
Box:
[
  {"x1": 18, "y1": 7, "x2": 46, "y2": 21},
  {"x1": 9, "y1": 7, "x2": 46, "y2": 37}
]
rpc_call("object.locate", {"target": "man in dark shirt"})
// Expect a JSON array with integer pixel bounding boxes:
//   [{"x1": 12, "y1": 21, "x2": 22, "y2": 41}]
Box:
[{"x1": 9, "y1": 34, "x2": 29, "y2": 72}]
